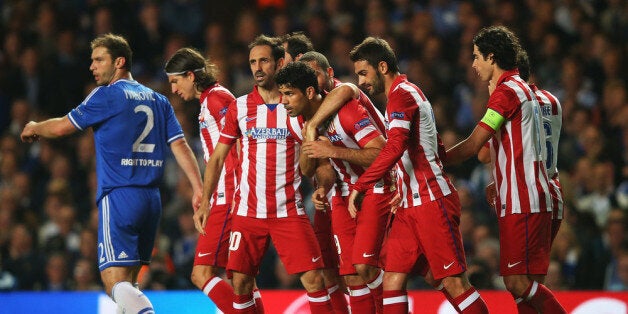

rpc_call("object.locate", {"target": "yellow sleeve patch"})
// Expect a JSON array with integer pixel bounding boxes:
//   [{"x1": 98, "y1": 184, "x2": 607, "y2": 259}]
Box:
[{"x1": 481, "y1": 109, "x2": 505, "y2": 131}]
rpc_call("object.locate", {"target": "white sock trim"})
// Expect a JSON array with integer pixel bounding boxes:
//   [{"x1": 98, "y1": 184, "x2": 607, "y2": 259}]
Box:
[
  {"x1": 349, "y1": 286, "x2": 371, "y2": 297},
  {"x1": 202, "y1": 277, "x2": 222, "y2": 295},
  {"x1": 308, "y1": 294, "x2": 331, "y2": 303},
  {"x1": 253, "y1": 289, "x2": 262, "y2": 299},
  {"x1": 526, "y1": 281, "x2": 539, "y2": 301},
  {"x1": 367, "y1": 270, "x2": 384, "y2": 289},
  {"x1": 383, "y1": 295, "x2": 408, "y2": 305},
  {"x1": 327, "y1": 284, "x2": 339, "y2": 294},
  {"x1": 458, "y1": 291, "x2": 481, "y2": 311},
  {"x1": 233, "y1": 299, "x2": 255, "y2": 309}
]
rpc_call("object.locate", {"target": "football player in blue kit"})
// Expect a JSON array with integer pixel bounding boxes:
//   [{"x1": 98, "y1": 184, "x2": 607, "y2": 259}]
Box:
[{"x1": 21, "y1": 33, "x2": 203, "y2": 314}]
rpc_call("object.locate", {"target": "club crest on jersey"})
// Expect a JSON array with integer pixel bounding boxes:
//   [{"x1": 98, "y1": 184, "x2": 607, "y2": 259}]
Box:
[
  {"x1": 244, "y1": 127, "x2": 290, "y2": 139},
  {"x1": 219, "y1": 107, "x2": 228, "y2": 116},
  {"x1": 391, "y1": 112, "x2": 405, "y2": 119},
  {"x1": 354, "y1": 118, "x2": 371, "y2": 130}
]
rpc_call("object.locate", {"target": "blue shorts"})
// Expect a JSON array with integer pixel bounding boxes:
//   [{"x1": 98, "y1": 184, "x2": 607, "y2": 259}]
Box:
[{"x1": 97, "y1": 187, "x2": 161, "y2": 271}]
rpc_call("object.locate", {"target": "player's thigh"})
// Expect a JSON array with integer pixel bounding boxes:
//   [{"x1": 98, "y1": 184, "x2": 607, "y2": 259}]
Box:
[
  {"x1": 194, "y1": 204, "x2": 232, "y2": 267},
  {"x1": 331, "y1": 196, "x2": 358, "y2": 275},
  {"x1": 270, "y1": 215, "x2": 324, "y2": 275},
  {"x1": 97, "y1": 188, "x2": 160, "y2": 271},
  {"x1": 414, "y1": 194, "x2": 467, "y2": 280},
  {"x1": 227, "y1": 215, "x2": 270, "y2": 276},
  {"x1": 353, "y1": 191, "x2": 393, "y2": 265},
  {"x1": 498, "y1": 212, "x2": 552, "y2": 276},
  {"x1": 384, "y1": 209, "x2": 423, "y2": 274}
]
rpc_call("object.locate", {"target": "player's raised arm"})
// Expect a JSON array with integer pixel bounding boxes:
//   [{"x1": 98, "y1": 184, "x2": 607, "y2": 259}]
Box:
[
  {"x1": 304, "y1": 83, "x2": 359, "y2": 141},
  {"x1": 20, "y1": 116, "x2": 77, "y2": 142}
]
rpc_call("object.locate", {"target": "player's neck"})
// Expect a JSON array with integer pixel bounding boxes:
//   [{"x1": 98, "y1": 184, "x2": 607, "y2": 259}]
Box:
[
  {"x1": 258, "y1": 85, "x2": 281, "y2": 104},
  {"x1": 304, "y1": 95, "x2": 323, "y2": 120},
  {"x1": 384, "y1": 72, "x2": 400, "y2": 97},
  {"x1": 110, "y1": 70, "x2": 132, "y2": 84}
]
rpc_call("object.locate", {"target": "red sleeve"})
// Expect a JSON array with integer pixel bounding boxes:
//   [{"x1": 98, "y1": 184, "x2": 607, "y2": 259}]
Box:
[
  {"x1": 352, "y1": 92, "x2": 411, "y2": 192},
  {"x1": 486, "y1": 87, "x2": 518, "y2": 120},
  {"x1": 218, "y1": 99, "x2": 239, "y2": 144},
  {"x1": 352, "y1": 127, "x2": 407, "y2": 192},
  {"x1": 338, "y1": 100, "x2": 381, "y2": 148}
]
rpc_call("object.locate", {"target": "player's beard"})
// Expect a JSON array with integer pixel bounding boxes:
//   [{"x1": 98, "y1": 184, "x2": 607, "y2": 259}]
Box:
[
  {"x1": 362, "y1": 72, "x2": 385, "y2": 96},
  {"x1": 97, "y1": 66, "x2": 116, "y2": 86}
]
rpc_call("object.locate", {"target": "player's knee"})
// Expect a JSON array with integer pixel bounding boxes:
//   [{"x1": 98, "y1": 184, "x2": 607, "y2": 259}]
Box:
[
  {"x1": 503, "y1": 275, "x2": 530, "y2": 297},
  {"x1": 300, "y1": 270, "x2": 325, "y2": 292},
  {"x1": 354, "y1": 264, "x2": 378, "y2": 281},
  {"x1": 382, "y1": 272, "x2": 406, "y2": 291},
  {"x1": 190, "y1": 266, "x2": 213, "y2": 289}
]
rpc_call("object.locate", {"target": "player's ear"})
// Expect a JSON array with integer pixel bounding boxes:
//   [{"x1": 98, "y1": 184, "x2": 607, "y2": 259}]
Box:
[
  {"x1": 378, "y1": 61, "x2": 388, "y2": 74},
  {"x1": 115, "y1": 57, "x2": 126, "y2": 69},
  {"x1": 306, "y1": 86, "x2": 316, "y2": 99}
]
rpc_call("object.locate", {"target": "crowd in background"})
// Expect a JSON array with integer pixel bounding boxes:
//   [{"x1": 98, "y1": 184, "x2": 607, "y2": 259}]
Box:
[{"x1": 0, "y1": 0, "x2": 627, "y2": 293}]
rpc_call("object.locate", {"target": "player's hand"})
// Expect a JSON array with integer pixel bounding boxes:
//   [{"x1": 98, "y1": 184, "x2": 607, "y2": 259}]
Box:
[
  {"x1": 389, "y1": 192, "x2": 401, "y2": 214},
  {"x1": 312, "y1": 187, "x2": 330, "y2": 211},
  {"x1": 192, "y1": 190, "x2": 202, "y2": 213},
  {"x1": 302, "y1": 136, "x2": 334, "y2": 159},
  {"x1": 194, "y1": 199, "x2": 210, "y2": 235},
  {"x1": 348, "y1": 189, "x2": 364, "y2": 219},
  {"x1": 485, "y1": 181, "x2": 496, "y2": 211},
  {"x1": 20, "y1": 121, "x2": 39, "y2": 143}
]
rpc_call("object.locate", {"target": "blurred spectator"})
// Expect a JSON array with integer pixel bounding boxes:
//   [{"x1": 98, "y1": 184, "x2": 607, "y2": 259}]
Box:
[
  {"x1": 71, "y1": 257, "x2": 102, "y2": 291},
  {"x1": 1, "y1": 0, "x2": 627, "y2": 292},
  {"x1": 575, "y1": 209, "x2": 625, "y2": 289},
  {"x1": 550, "y1": 221, "x2": 580, "y2": 287},
  {"x1": 43, "y1": 252, "x2": 71, "y2": 291},
  {"x1": 1, "y1": 223, "x2": 45, "y2": 290}
]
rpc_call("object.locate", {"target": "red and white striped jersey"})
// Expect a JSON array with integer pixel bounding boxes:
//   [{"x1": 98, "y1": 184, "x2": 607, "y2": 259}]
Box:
[
  {"x1": 323, "y1": 99, "x2": 388, "y2": 196},
  {"x1": 331, "y1": 78, "x2": 387, "y2": 137},
  {"x1": 353, "y1": 75, "x2": 455, "y2": 208},
  {"x1": 218, "y1": 86, "x2": 305, "y2": 219},
  {"x1": 199, "y1": 84, "x2": 238, "y2": 206},
  {"x1": 479, "y1": 70, "x2": 553, "y2": 217},
  {"x1": 532, "y1": 84, "x2": 564, "y2": 219}
]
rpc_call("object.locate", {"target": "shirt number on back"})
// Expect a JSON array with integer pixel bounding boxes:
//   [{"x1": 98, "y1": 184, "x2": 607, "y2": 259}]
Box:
[
  {"x1": 133, "y1": 105, "x2": 156, "y2": 153},
  {"x1": 543, "y1": 121, "x2": 553, "y2": 170}
]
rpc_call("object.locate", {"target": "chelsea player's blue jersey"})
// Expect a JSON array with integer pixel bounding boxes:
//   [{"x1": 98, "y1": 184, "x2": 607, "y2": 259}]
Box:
[{"x1": 68, "y1": 79, "x2": 184, "y2": 201}]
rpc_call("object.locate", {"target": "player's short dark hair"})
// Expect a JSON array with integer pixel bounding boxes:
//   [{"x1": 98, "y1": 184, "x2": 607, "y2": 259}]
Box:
[
  {"x1": 249, "y1": 34, "x2": 285, "y2": 62},
  {"x1": 91, "y1": 33, "x2": 132, "y2": 70},
  {"x1": 473, "y1": 26, "x2": 522, "y2": 71},
  {"x1": 276, "y1": 61, "x2": 319, "y2": 95},
  {"x1": 281, "y1": 31, "x2": 314, "y2": 60},
  {"x1": 164, "y1": 47, "x2": 219, "y2": 91},
  {"x1": 517, "y1": 50, "x2": 530, "y2": 82},
  {"x1": 299, "y1": 51, "x2": 331, "y2": 70},
  {"x1": 349, "y1": 37, "x2": 399, "y2": 73}
]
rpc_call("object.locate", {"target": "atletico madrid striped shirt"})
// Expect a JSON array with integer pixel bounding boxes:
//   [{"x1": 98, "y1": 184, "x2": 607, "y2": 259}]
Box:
[
  {"x1": 480, "y1": 70, "x2": 553, "y2": 217},
  {"x1": 352, "y1": 75, "x2": 455, "y2": 208},
  {"x1": 532, "y1": 83, "x2": 563, "y2": 219},
  {"x1": 218, "y1": 86, "x2": 305, "y2": 218},
  {"x1": 198, "y1": 83, "x2": 239, "y2": 206}
]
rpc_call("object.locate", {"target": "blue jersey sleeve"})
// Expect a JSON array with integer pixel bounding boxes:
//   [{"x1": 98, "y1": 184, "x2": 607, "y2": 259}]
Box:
[
  {"x1": 68, "y1": 87, "x2": 117, "y2": 130},
  {"x1": 161, "y1": 94, "x2": 185, "y2": 144}
]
